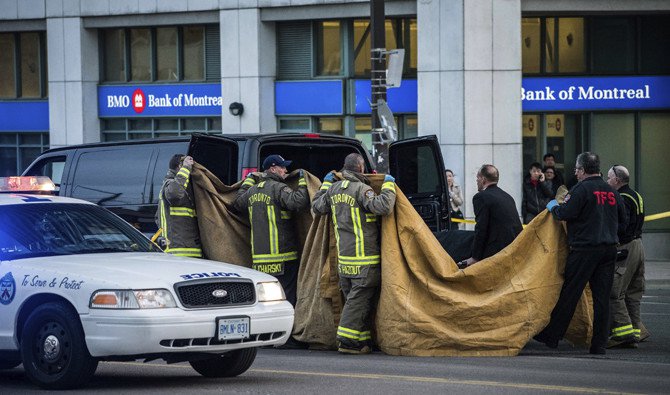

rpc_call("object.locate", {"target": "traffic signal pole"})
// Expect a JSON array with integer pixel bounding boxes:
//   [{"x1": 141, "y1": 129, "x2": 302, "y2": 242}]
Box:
[{"x1": 370, "y1": 0, "x2": 388, "y2": 173}]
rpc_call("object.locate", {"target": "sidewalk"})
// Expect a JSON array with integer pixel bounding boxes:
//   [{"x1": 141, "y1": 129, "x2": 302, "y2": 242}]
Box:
[{"x1": 645, "y1": 260, "x2": 670, "y2": 289}]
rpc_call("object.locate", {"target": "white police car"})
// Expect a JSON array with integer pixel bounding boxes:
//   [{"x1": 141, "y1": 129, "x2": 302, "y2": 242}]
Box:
[{"x1": 0, "y1": 177, "x2": 294, "y2": 389}]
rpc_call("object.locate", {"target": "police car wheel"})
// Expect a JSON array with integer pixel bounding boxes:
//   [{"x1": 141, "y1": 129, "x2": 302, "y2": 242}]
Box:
[
  {"x1": 20, "y1": 302, "x2": 98, "y2": 389},
  {"x1": 189, "y1": 347, "x2": 257, "y2": 378}
]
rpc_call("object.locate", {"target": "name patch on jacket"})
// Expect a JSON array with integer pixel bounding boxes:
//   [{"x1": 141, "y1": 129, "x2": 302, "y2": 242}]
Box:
[
  {"x1": 253, "y1": 263, "x2": 285, "y2": 275},
  {"x1": 249, "y1": 192, "x2": 271, "y2": 205},
  {"x1": 330, "y1": 193, "x2": 356, "y2": 206}
]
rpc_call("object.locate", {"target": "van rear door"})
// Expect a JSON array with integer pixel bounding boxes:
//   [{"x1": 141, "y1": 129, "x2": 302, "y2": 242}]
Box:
[
  {"x1": 187, "y1": 134, "x2": 239, "y2": 185},
  {"x1": 389, "y1": 135, "x2": 449, "y2": 232}
]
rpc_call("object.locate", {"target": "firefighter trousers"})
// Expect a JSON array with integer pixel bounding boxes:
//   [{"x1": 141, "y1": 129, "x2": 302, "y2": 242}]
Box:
[
  {"x1": 337, "y1": 265, "x2": 381, "y2": 349},
  {"x1": 610, "y1": 239, "x2": 646, "y2": 340},
  {"x1": 537, "y1": 245, "x2": 617, "y2": 351}
]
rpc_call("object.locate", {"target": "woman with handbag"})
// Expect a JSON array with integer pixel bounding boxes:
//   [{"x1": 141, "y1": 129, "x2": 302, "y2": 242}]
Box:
[{"x1": 446, "y1": 169, "x2": 464, "y2": 230}]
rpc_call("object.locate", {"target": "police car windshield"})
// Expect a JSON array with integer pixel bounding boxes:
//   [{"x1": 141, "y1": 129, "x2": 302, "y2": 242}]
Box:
[{"x1": 0, "y1": 203, "x2": 161, "y2": 261}]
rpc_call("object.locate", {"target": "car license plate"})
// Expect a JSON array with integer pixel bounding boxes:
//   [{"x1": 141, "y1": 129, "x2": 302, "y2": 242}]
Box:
[{"x1": 217, "y1": 317, "x2": 250, "y2": 341}]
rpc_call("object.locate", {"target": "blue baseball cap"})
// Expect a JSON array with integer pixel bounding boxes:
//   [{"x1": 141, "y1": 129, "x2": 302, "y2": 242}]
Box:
[{"x1": 262, "y1": 154, "x2": 292, "y2": 170}]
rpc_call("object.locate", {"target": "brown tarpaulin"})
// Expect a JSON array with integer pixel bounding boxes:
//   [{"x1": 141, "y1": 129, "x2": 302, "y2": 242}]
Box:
[{"x1": 191, "y1": 167, "x2": 593, "y2": 356}]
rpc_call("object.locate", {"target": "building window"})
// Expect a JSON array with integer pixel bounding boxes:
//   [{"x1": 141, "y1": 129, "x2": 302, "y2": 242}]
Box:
[
  {"x1": 101, "y1": 117, "x2": 222, "y2": 141},
  {"x1": 102, "y1": 26, "x2": 215, "y2": 83},
  {"x1": 353, "y1": 18, "x2": 417, "y2": 77},
  {"x1": 0, "y1": 32, "x2": 47, "y2": 98},
  {"x1": 591, "y1": 18, "x2": 636, "y2": 74},
  {"x1": 316, "y1": 21, "x2": 342, "y2": 76},
  {"x1": 0, "y1": 132, "x2": 49, "y2": 176}
]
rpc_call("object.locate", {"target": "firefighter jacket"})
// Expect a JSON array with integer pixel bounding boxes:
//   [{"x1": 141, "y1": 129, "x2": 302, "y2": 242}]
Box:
[
  {"x1": 311, "y1": 171, "x2": 396, "y2": 277},
  {"x1": 617, "y1": 184, "x2": 644, "y2": 244},
  {"x1": 156, "y1": 164, "x2": 202, "y2": 257},
  {"x1": 550, "y1": 175, "x2": 627, "y2": 248},
  {"x1": 234, "y1": 171, "x2": 309, "y2": 266}
]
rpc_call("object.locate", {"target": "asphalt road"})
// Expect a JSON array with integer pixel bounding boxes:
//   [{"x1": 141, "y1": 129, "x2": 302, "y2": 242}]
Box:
[{"x1": 2, "y1": 289, "x2": 669, "y2": 394}]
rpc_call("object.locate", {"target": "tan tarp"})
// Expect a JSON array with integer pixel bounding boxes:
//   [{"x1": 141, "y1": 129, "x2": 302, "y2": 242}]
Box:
[{"x1": 191, "y1": 166, "x2": 593, "y2": 356}]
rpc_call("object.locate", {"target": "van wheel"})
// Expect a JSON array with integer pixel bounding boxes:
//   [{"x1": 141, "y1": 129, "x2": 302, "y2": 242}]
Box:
[
  {"x1": 189, "y1": 348, "x2": 257, "y2": 378},
  {"x1": 20, "y1": 302, "x2": 98, "y2": 389}
]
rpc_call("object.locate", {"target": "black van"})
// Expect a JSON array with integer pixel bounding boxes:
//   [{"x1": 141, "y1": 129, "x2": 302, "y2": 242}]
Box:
[{"x1": 23, "y1": 133, "x2": 449, "y2": 234}]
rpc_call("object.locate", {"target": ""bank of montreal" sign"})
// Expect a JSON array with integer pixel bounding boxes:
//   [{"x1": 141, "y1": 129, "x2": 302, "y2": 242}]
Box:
[
  {"x1": 522, "y1": 76, "x2": 670, "y2": 112},
  {"x1": 98, "y1": 83, "x2": 222, "y2": 117}
]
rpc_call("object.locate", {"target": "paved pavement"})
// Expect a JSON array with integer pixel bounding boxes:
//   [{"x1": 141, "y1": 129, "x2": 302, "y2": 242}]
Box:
[{"x1": 646, "y1": 259, "x2": 670, "y2": 289}]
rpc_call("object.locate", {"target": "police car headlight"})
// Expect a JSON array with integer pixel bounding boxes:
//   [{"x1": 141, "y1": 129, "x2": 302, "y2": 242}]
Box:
[
  {"x1": 256, "y1": 281, "x2": 285, "y2": 302},
  {"x1": 90, "y1": 289, "x2": 176, "y2": 309}
]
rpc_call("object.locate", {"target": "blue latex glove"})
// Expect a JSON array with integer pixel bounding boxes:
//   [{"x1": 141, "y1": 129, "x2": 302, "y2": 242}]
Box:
[
  {"x1": 546, "y1": 199, "x2": 559, "y2": 212},
  {"x1": 384, "y1": 174, "x2": 395, "y2": 183},
  {"x1": 323, "y1": 173, "x2": 335, "y2": 183}
]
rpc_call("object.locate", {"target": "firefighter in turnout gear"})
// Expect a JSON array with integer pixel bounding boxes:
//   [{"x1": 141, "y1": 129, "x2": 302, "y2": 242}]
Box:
[
  {"x1": 606, "y1": 164, "x2": 649, "y2": 348},
  {"x1": 156, "y1": 154, "x2": 202, "y2": 258},
  {"x1": 234, "y1": 154, "x2": 309, "y2": 307},
  {"x1": 312, "y1": 153, "x2": 396, "y2": 355}
]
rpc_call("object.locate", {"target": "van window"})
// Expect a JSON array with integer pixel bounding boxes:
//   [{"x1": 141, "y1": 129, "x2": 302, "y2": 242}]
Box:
[
  {"x1": 391, "y1": 144, "x2": 441, "y2": 196},
  {"x1": 71, "y1": 148, "x2": 152, "y2": 206},
  {"x1": 259, "y1": 143, "x2": 368, "y2": 176},
  {"x1": 23, "y1": 156, "x2": 66, "y2": 193}
]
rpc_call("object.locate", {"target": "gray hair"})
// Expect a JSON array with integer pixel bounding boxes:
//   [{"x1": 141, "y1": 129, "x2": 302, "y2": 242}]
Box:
[
  {"x1": 343, "y1": 153, "x2": 364, "y2": 172},
  {"x1": 576, "y1": 152, "x2": 600, "y2": 175},
  {"x1": 478, "y1": 164, "x2": 499, "y2": 183},
  {"x1": 611, "y1": 164, "x2": 630, "y2": 184}
]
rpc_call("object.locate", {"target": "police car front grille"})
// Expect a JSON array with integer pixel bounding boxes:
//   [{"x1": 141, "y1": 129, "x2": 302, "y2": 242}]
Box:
[
  {"x1": 159, "y1": 332, "x2": 287, "y2": 348},
  {"x1": 175, "y1": 280, "x2": 255, "y2": 308}
]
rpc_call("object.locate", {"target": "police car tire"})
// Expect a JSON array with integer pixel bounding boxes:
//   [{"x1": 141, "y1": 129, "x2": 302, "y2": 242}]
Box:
[
  {"x1": 20, "y1": 302, "x2": 98, "y2": 389},
  {"x1": 189, "y1": 347, "x2": 257, "y2": 378}
]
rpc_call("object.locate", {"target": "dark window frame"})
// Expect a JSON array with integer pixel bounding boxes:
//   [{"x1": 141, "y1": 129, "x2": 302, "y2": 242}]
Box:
[{"x1": 0, "y1": 31, "x2": 48, "y2": 98}]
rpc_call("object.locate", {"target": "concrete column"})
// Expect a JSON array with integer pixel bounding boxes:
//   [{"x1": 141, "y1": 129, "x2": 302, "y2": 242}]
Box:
[
  {"x1": 220, "y1": 8, "x2": 276, "y2": 134},
  {"x1": 46, "y1": 16, "x2": 99, "y2": 147},
  {"x1": 417, "y1": 0, "x2": 522, "y2": 220}
]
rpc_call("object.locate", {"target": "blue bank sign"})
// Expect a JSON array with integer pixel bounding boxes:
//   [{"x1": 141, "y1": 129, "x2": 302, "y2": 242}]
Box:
[
  {"x1": 98, "y1": 83, "x2": 222, "y2": 117},
  {"x1": 522, "y1": 76, "x2": 670, "y2": 112}
]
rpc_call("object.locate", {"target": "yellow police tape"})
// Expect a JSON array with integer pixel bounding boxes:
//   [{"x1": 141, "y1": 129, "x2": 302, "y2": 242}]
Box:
[{"x1": 450, "y1": 211, "x2": 670, "y2": 224}]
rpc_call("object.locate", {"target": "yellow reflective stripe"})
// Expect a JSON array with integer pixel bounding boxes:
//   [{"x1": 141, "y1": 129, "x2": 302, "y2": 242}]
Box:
[
  {"x1": 337, "y1": 327, "x2": 371, "y2": 341},
  {"x1": 637, "y1": 191, "x2": 644, "y2": 212},
  {"x1": 242, "y1": 178, "x2": 256, "y2": 187},
  {"x1": 280, "y1": 210, "x2": 292, "y2": 219},
  {"x1": 342, "y1": 180, "x2": 349, "y2": 189},
  {"x1": 320, "y1": 181, "x2": 332, "y2": 190},
  {"x1": 338, "y1": 258, "x2": 380, "y2": 265},
  {"x1": 620, "y1": 193, "x2": 641, "y2": 215},
  {"x1": 166, "y1": 247, "x2": 202, "y2": 257},
  {"x1": 381, "y1": 181, "x2": 395, "y2": 191},
  {"x1": 252, "y1": 251, "x2": 298, "y2": 263},
  {"x1": 159, "y1": 196, "x2": 168, "y2": 241},
  {"x1": 331, "y1": 206, "x2": 341, "y2": 255},
  {"x1": 166, "y1": 247, "x2": 202, "y2": 253},
  {"x1": 248, "y1": 207, "x2": 255, "y2": 256},
  {"x1": 365, "y1": 213, "x2": 377, "y2": 222},
  {"x1": 611, "y1": 324, "x2": 635, "y2": 336},
  {"x1": 169, "y1": 207, "x2": 197, "y2": 217},
  {"x1": 267, "y1": 205, "x2": 278, "y2": 255},
  {"x1": 298, "y1": 177, "x2": 307, "y2": 186},
  {"x1": 338, "y1": 255, "x2": 381, "y2": 262},
  {"x1": 351, "y1": 207, "x2": 364, "y2": 257},
  {"x1": 258, "y1": 181, "x2": 266, "y2": 188}
]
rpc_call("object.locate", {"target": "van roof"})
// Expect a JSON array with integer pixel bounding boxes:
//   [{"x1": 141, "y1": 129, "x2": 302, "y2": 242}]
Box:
[{"x1": 37, "y1": 133, "x2": 365, "y2": 155}]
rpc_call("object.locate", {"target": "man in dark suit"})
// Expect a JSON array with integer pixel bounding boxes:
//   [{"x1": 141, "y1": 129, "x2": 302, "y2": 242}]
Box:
[{"x1": 459, "y1": 164, "x2": 523, "y2": 268}]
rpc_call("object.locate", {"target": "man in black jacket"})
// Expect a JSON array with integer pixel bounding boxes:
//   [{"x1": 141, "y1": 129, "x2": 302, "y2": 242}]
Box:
[
  {"x1": 459, "y1": 164, "x2": 522, "y2": 268},
  {"x1": 522, "y1": 162, "x2": 553, "y2": 224},
  {"x1": 535, "y1": 152, "x2": 627, "y2": 355}
]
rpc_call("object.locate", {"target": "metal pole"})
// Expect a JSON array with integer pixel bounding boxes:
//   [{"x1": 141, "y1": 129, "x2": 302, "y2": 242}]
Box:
[{"x1": 370, "y1": 0, "x2": 388, "y2": 173}]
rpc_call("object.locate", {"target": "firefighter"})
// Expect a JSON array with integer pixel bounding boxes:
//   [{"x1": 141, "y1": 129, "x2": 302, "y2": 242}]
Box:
[
  {"x1": 234, "y1": 154, "x2": 308, "y2": 308},
  {"x1": 156, "y1": 154, "x2": 202, "y2": 258},
  {"x1": 312, "y1": 153, "x2": 396, "y2": 355},
  {"x1": 606, "y1": 164, "x2": 650, "y2": 347}
]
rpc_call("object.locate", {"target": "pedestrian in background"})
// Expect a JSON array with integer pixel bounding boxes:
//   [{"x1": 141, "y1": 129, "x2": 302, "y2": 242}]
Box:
[
  {"x1": 234, "y1": 154, "x2": 309, "y2": 309},
  {"x1": 535, "y1": 152, "x2": 627, "y2": 355},
  {"x1": 606, "y1": 164, "x2": 650, "y2": 348},
  {"x1": 542, "y1": 165, "x2": 560, "y2": 197},
  {"x1": 543, "y1": 153, "x2": 565, "y2": 187},
  {"x1": 522, "y1": 162, "x2": 553, "y2": 224},
  {"x1": 156, "y1": 154, "x2": 202, "y2": 258},
  {"x1": 445, "y1": 169, "x2": 464, "y2": 230},
  {"x1": 312, "y1": 153, "x2": 396, "y2": 355},
  {"x1": 459, "y1": 164, "x2": 522, "y2": 268}
]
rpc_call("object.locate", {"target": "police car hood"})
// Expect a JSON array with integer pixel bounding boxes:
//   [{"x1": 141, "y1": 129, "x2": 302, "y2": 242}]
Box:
[{"x1": 11, "y1": 252, "x2": 272, "y2": 288}]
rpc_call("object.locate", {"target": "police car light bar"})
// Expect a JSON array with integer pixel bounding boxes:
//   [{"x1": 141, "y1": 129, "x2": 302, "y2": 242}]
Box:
[{"x1": 0, "y1": 176, "x2": 56, "y2": 193}]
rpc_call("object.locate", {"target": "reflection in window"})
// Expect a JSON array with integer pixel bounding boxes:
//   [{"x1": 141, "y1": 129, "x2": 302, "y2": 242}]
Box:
[
  {"x1": 0, "y1": 133, "x2": 49, "y2": 177},
  {"x1": 156, "y1": 27, "x2": 178, "y2": 81},
  {"x1": 640, "y1": 16, "x2": 670, "y2": 74},
  {"x1": 183, "y1": 26, "x2": 204, "y2": 80},
  {"x1": 591, "y1": 113, "x2": 635, "y2": 185},
  {"x1": 522, "y1": 19, "x2": 541, "y2": 73},
  {"x1": 558, "y1": 18, "x2": 585, "y2": 73},
  {"x1": 355, "y1": 117, "x2": 372, "y2": 148},
  {"x1": 0, "y1": 33, "x2": 15, "y2": 97},
  {"x1": 104, "y1": 29, "x2": 126, "y2": 82},
  {"x1": 279, "y1": 118, "x2": 311, "y2": 132},
  {"x1": 20, "y1": 33, "x2": 40, "y2": 97},
  {"x1": 544, "y1": 18, "x2": 556, "y2": 73},
  {"x1": 318, "y1": 117, "x2": 343, "y2": 134},
  {"x1": 640, "y1": 113, "x2": 670, "y2": 230},
  {"x1": 354, "y1": 19, "x2": 416, "y2": 77},
  {"x1": 316, "y1": 21, "x2": 341, "y2": 76},
  {"x1": 130, "y1": 29, "x2": 151, "y2": 81}
]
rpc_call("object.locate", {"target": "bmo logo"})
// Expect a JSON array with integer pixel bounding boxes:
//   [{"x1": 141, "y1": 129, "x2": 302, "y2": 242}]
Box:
[{"x1": 132, "y1": 89, "x2": 146, "y2": 113}]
